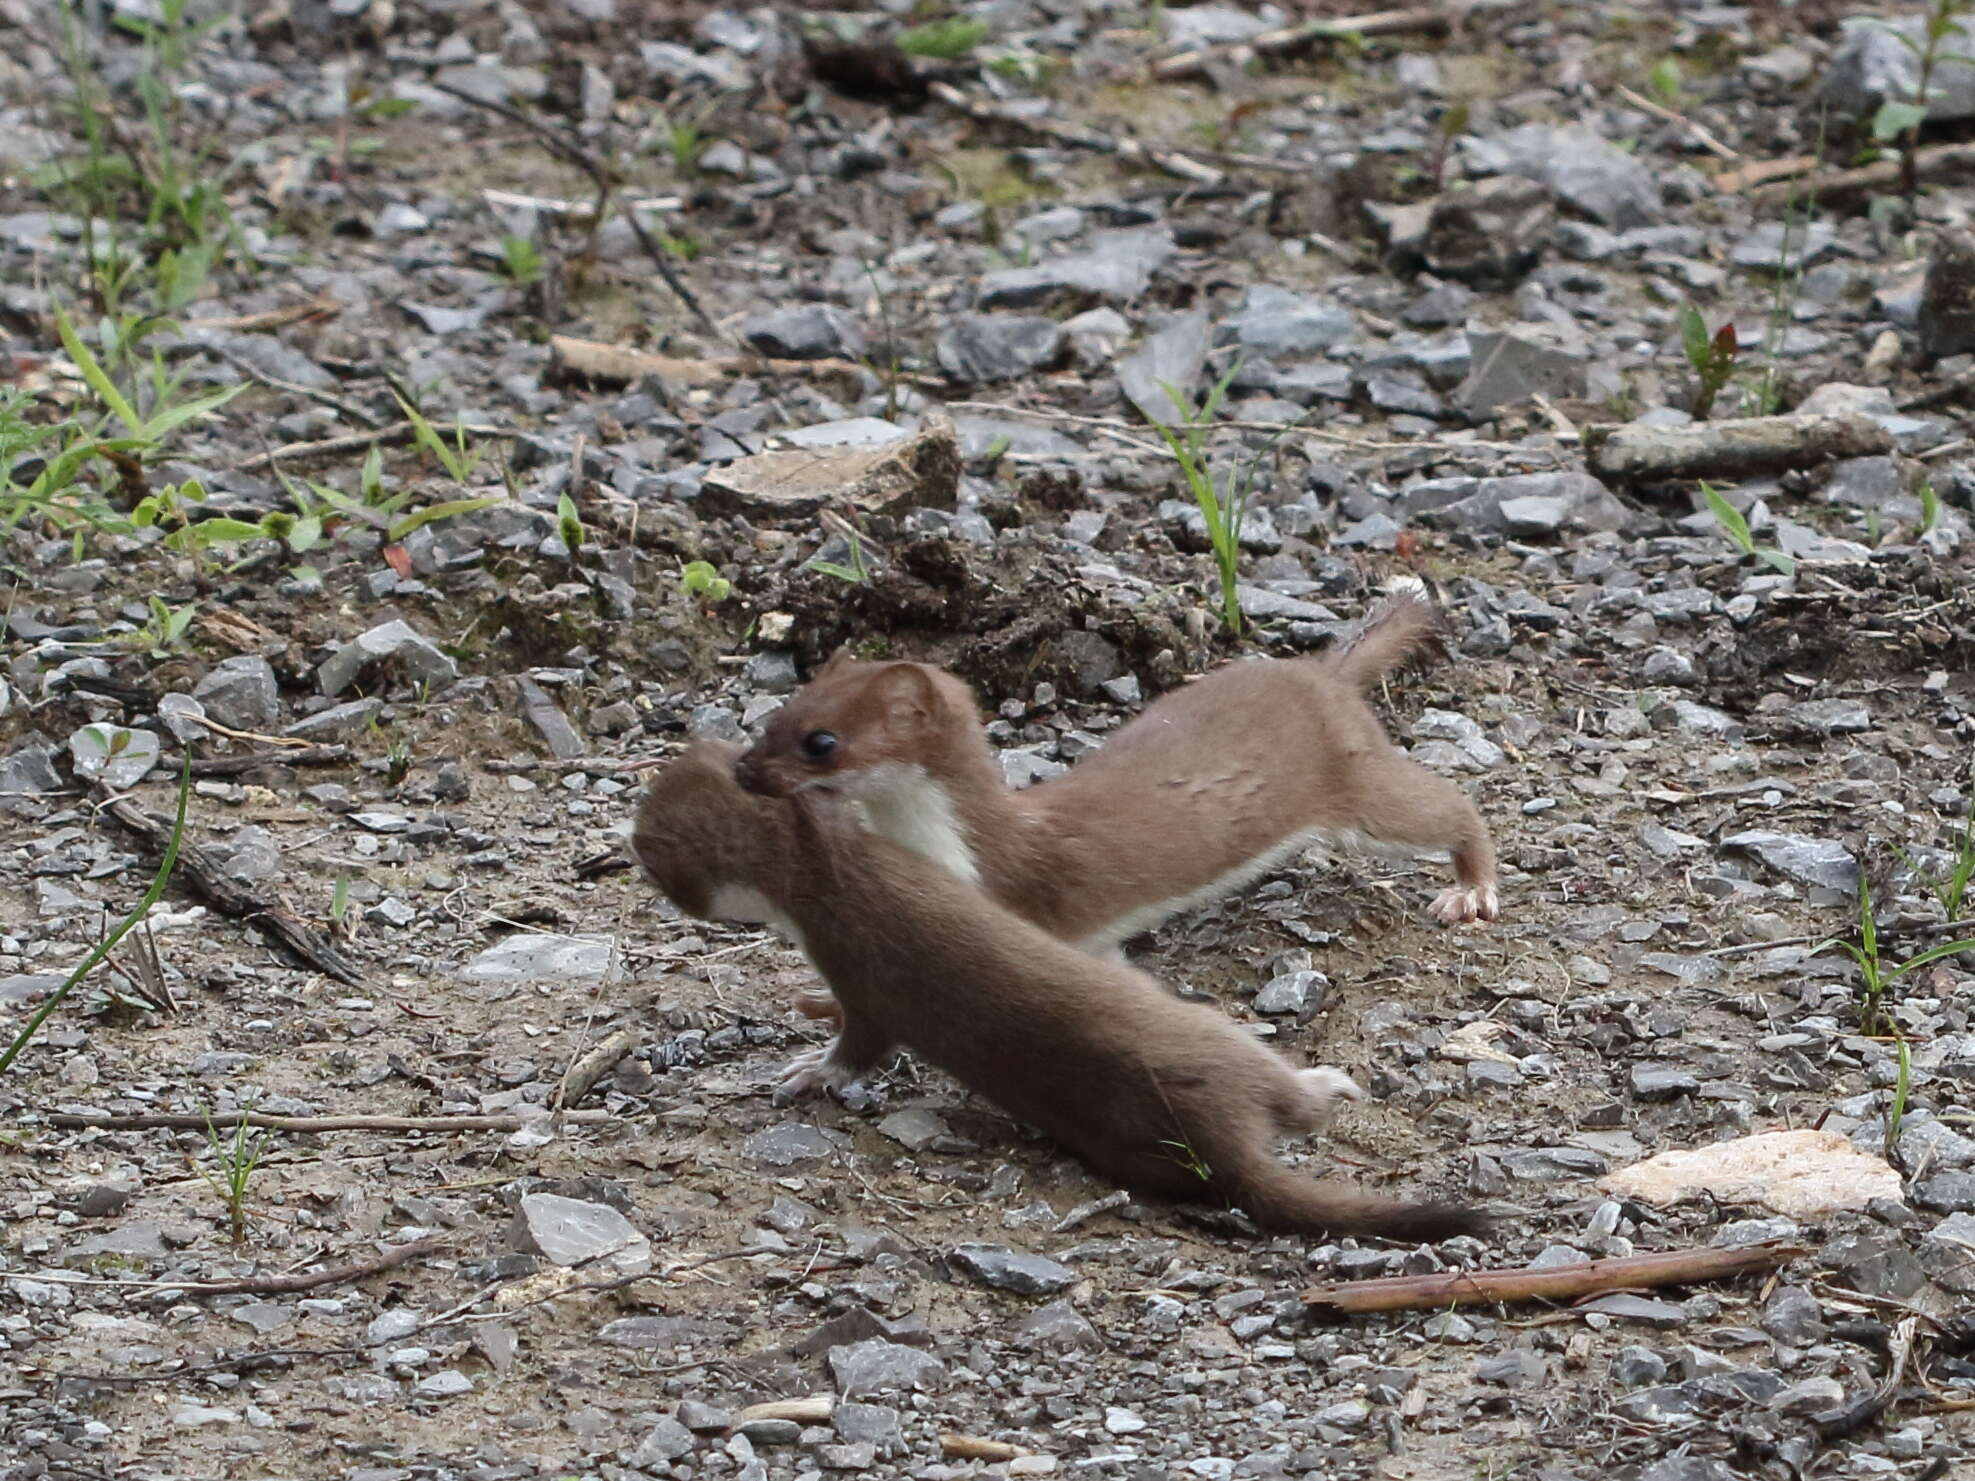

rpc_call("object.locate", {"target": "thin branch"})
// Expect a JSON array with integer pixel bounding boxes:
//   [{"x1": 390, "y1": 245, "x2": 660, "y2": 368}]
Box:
[
  {"x1": 164, "y1": 1236, "x2": 452, "y2": 1296},
  {"x1": 1301, "y1": 1239, "x2": 1806, "y2": 1315},
  {"x1": 47, "y1": 1109, "x2": 612, "y2": 1133},
  {"x1": 430, "y1": 81, "x2": 716, "y2": 335}
]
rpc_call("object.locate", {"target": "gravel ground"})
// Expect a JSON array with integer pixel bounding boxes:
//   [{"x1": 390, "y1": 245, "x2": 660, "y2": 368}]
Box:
[{"x1": 2, "y1": 2, "x2": 1974, "y2": 1479}]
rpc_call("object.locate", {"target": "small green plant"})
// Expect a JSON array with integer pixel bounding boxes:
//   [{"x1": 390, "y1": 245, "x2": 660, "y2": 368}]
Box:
[
  {"x1": 1816, "y1": 874, "x2": 1975, "y2": 1035},
  {"x1": 393, "y1": 394, "x2": 484, "y2": 485},
  {"x1": 1159, "y1": 1137, "x2": 1213, "y2": 1183},
  {"x1": 1886, "y1": 1037, "x2": 1913, "y2": 1162},
  {"x1": 1678, "y1": 305, "x2": 1740, "y2": 421},
  {"x1": 1700, "y1": 483, "x2": 1796, "y2": 577},
  {"x1": 1149, "y1": 361, "x2": 1250, "y2": 637},
  {"x1": 1647, "y1": 56, "x2": 1688, "y2": 111},
  {"x1": 656, "y1": 109, "x2": 705, "y2": 175},
  {"x1": 1869, "y1": 2, "x2": 1975, "y2": 199},
  {"x1": 897, "y1": 16, "x2": 990, "y2": 59},
  {"x1": 556, "y1": 491, "x2": 586, "y2": 554},
  {"x1": 1896, "y1": 795, "x2": 1975, "y2": 921},
  {"x1": 500, "y1": 234, "x2": 545, "y2": 285},
  {"x1": 0, "y1": 756, "x2": 189, "y2": 1079},
  {"x1": 681, "y1": 560, "x2": 731, "y2": 603},
  {"x1": 1919, "y1": 480, "x2": 1942, "y2": 535},
  {"x1": 329, "y1": 874, "x2": 352, "y2": 932},
  {"x1": 202, "y1": 1108, "x2": 274, "y2": 1245},
  {"x1": 124, "y1": 596, "x2": 198, "y2": 656},
  {"x1": 808, "y1": 527, "x2": 873, "y2": 585}
]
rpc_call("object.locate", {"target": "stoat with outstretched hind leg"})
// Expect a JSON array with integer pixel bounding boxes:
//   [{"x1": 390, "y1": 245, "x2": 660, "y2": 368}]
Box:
[{"x1": 733, "y1": 593, "x2": 1500, "y2": 951}]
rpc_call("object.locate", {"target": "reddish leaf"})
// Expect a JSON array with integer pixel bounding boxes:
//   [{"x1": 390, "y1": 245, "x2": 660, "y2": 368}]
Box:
[{"x1": 382, "y1": 544, "x2": 413, "y2": 578}]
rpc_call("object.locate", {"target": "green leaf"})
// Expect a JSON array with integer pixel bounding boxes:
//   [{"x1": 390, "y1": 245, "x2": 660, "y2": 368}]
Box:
[
  {"x1": 1756, "y1": 547, "x2": 1797, "y2": 578},
  {"x1": 57, "y1": 310, "x2": 143, "y2": 436},
  {"x1": 1885, "y1": 937, "x2": 1975, "y2": 984},
  {"x1": 287, "y1": 513, "x2": 324, "y2": 552},
  {"x1": 1872, "y1": 99, "x2": 1927, "y2": 142},
  {"x1": 681, "y1": 560, "x2": 731, "y2": 601},
  {"x1": 385, "y1": 495, "x2": 502, "y2": 542},
  {"x1": 142, "y1": 382, "x2": 244, "y2": 439},
  {"x1": 176, "y1": 516, "x2": 267, "y2": 547},
  {"x1": 1700, "y1": 482, "x2": 1755, "y2": 555},
  {"x1": 1678, "y1": 304, "x2": 1710, "y2": 371},
  {"x1": 556, "y1": 491, "x2": 585, "y2": 552}
]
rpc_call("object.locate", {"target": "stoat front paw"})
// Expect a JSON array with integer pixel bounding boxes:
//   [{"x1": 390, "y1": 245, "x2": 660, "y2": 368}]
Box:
[
  {"x1": 775, "y1": 1040, "x2": 858, "y2": 1102},
  {"x1": 1298, "y1": 1066, "x2": 1367, "y2": 1125},
  {"x1": 1430, "y1": 883, "x2": 1500, "y2": 925}
]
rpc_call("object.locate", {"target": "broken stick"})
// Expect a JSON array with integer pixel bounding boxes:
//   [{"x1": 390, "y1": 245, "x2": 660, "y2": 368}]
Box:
[
  {"x1": 925, "y1": 80, "x2": 1223, "y2": 186},
  {"x1": 171, "y1": 1236, "x2": 452, "y2": 1297},
  {"x1": 1584, "y1": 413, "x2": 1893, "y2": 485},
  {"x1": 49, "y1": 1109, "x2": 612, "y2": 1134},
  {"x1": 1748, "y1": 141, "x2": 1975, "y2": 210},
  {"x1": 1301, "y1": 1238, "x2": 1806, "y2": 1316},
  {"x1": 95, "y1": 794, "x2": 364, "y2": 984},
  {"x1": 1151, "y1": 6, "x2": 1449, "y2": 84}
]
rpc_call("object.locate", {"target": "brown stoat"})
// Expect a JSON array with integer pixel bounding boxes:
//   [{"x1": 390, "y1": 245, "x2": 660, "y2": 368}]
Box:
[
  {"x1": 734, "y1": 595, "x2": 1499, "y2": 946},
  {"x1": 762, "y1": 783, "x2": 1487, "y2": 1243},
  {"x1": 629, "y1": 741, "x2": 838, "y2": 1022}
]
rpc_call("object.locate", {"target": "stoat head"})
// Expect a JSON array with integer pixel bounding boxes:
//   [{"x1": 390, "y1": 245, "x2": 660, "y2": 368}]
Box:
[
  {"x1": 735, "y1": 651, "x2": 976, "y2": 800},
  {"x1": 632, "y1": 741, "x2": 776, "y2": 920}
]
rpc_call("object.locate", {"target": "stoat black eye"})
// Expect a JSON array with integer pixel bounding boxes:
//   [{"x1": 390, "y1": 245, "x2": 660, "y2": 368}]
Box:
[{"x1": 799, "y1": 730, "x2": 839, "y2": 762}]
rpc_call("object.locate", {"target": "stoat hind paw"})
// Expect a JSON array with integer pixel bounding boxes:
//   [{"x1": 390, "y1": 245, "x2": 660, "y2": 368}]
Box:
[
  {"x1": 1430, "y1": 883, "x2": 1500, "y2": 925},
  {"x1": 775, "y1": 1041, "x2": 859, "y2": 1102}
]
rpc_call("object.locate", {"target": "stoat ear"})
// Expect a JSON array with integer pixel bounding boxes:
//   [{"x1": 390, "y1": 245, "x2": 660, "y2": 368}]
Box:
[
  {"x1": 873, "y1": 663, "x2": 943, "y2": 731},
  {"x1": 815, "y1": 646, "x2": 856, "y2": 679}
]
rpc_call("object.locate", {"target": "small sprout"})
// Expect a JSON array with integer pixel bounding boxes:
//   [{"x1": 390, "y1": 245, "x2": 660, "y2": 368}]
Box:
[
  {"x1": 808, "y1": 527, "x2": 873, "y2": 585},
  {"x1": 1919, "y1": 479, "x2": 1942, "y2": 534},
  {"x1": 681, "y1": 560, "x2": 731, "y2": 603},
  {"x1": 500, "y1": 234, "x2": 545, "y2": 285},
  {"x1": 1678, "y1": 304, "x2": 1739, "y2": 421},
  {"x1": 556, "y1": 491, "x2": 586, "y2": 554},
  {"x1": 1700, "y1": 483, "x2": 1795, "y2": 577},
  {"x1": 897, "y1": 16, "x2": 990, "y2": 59},
  {"x1": 202, "y1": 1109, "x2": 275, "y2": 1245},
  {"x1": 1647, "y1": 56, "x2": 1686, "y2": 110}
]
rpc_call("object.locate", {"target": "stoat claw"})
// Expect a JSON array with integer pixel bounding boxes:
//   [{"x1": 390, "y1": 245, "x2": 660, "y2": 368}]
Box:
[
  {"x1": 776, "y1": 1040, "x2": 858, "y2": 1102},
  {"x1": 1430, "y1": 883, "x2": 1500, "y2": 925}
]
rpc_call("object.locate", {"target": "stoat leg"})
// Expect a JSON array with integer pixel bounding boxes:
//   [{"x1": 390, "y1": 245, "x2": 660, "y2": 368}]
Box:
[
  {"x1": 1430, "y1": 882, "x2": 1500, "y2": 925},
  {"x1": 794, "y1": 985, "x2": 843, "y2": 1022},
  {"x1": 1297, "y1": 1066, "x2": 1367, "y2": 1129}
]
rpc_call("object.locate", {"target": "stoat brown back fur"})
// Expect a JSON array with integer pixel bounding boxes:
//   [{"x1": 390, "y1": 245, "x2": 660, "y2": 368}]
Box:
[
  {"x1": 737, "y1": 595, "x2": 1499, "y2": 943},
  {"x1": 776, "y1": 785, "x2": 1487, "y2": 1243}
]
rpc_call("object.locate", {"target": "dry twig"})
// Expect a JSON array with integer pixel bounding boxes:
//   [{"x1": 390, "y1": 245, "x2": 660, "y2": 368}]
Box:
[
  {"x1": 49, "y1": 1109, "x2": 612, "y2": 1134},
  {"x1": 1150, "y1": 6, "x2": 1449, "y2": 84},
  {"x1": 926, "y1": 81, "x2": 1222, "y2": 185},
  {"x1": 1301, "y1": 1239, "x2": 1806, "y2": 1315}
]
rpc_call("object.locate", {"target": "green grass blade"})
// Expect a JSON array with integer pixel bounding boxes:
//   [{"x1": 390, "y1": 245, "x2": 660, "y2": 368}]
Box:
[{"x1": 0, "y1": 756, "x2": 191, "y2": 1077}]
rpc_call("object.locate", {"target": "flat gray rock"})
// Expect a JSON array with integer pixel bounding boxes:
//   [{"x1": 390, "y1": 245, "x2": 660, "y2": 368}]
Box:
[
  {"x1": 462, "y1": 934, "x2": 614, "y2": 985},
  {"x1": 1720, "y1": 830, "x2": 1859, "y2": 892},
  {"x1": 318, "y1": 618, "x2": 459, "y2": 697},
  {"x1": 828, "y1": 1338, "x2": 946, "y2": 1397},
  {"x1": 949, "y1": 1243, "x2": 1076, "y2": 1295},
  {"x1": 510, "y1": 1192, "x2": 651, "y2": 1272}
]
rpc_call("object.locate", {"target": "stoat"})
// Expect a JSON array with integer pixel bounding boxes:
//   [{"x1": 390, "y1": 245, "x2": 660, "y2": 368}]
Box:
[
  {"x1": 734, "y1": 595, "x2": 1500, "y2": 950},
  {"x1": 760, "y1": 781, "x2": 1486, "y2": 1242}
]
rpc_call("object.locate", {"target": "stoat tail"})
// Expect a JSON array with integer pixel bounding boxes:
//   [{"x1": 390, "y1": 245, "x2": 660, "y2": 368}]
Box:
[
  {"x1": 1327, "y1": 592, "x2": 1446, "y2": 692},
  {"x1": 1222, "y1": 1157, "x2": 1488, "y2": 1242}
]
